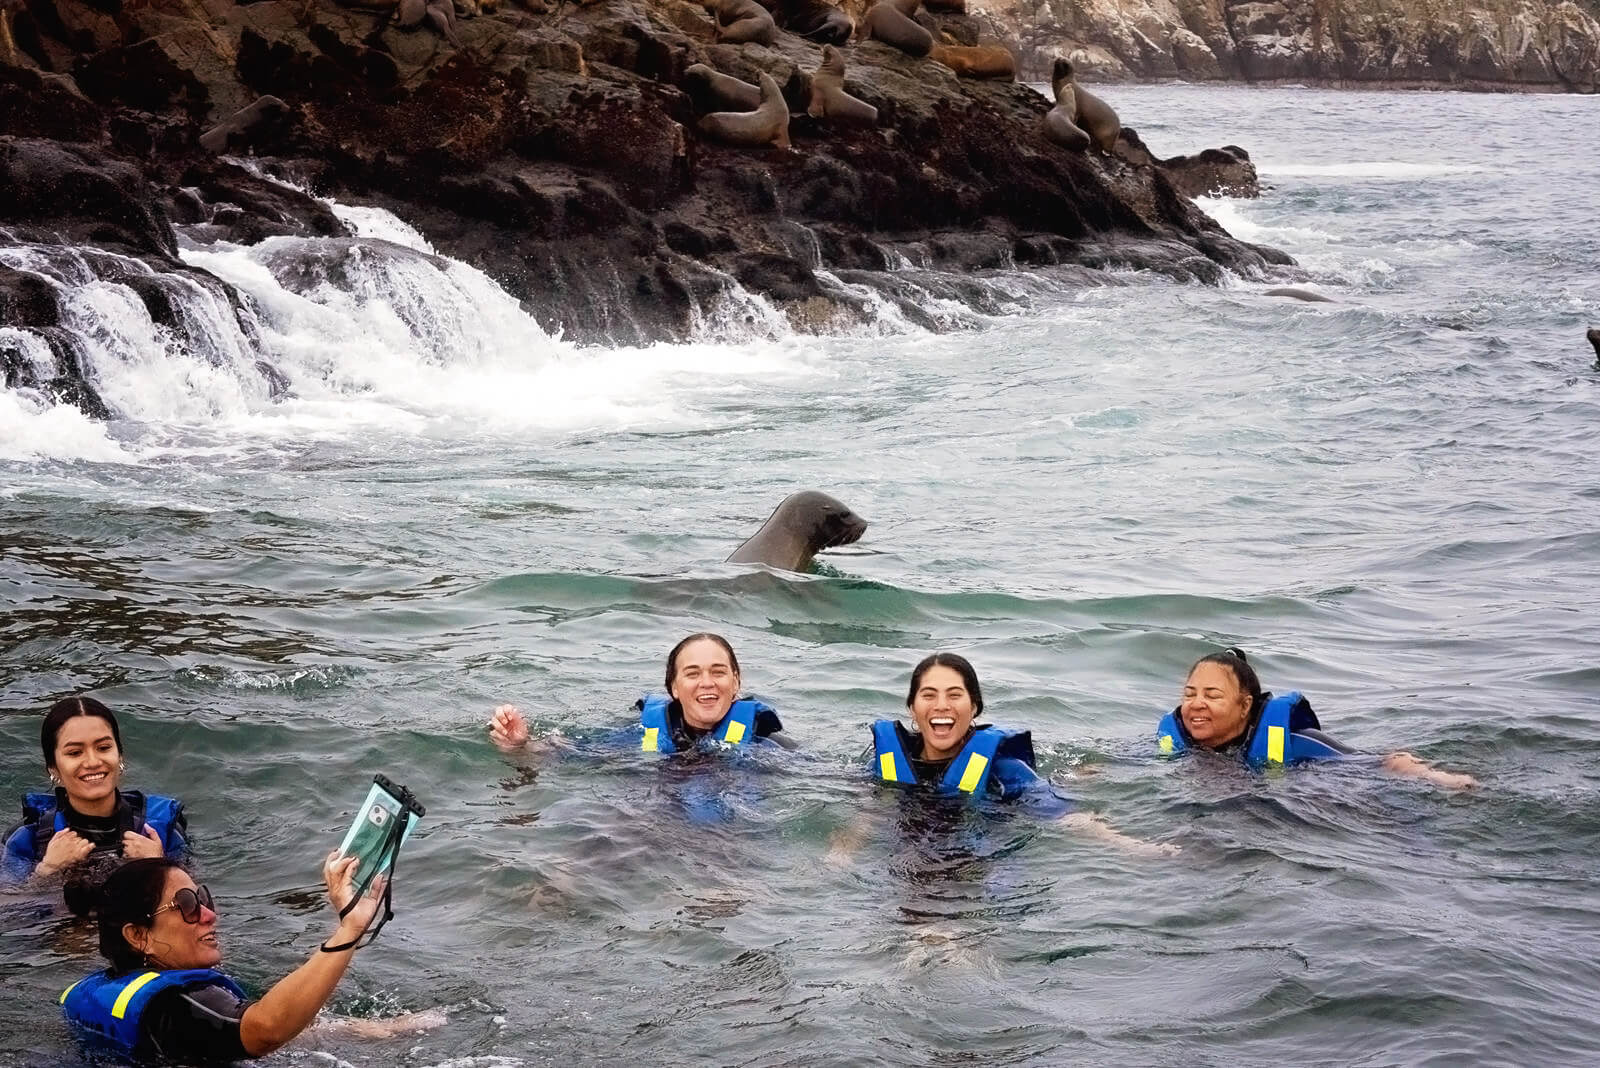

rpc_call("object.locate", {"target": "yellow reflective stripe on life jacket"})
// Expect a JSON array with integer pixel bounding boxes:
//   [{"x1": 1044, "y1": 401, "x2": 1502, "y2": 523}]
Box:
[
  {"x1": 722, "y1": 720, "x2": 746, "y2": 745},
  {"x1": 1159, "y1": 734, "x2": 1174, "y2": 754},
  {"x1": 878, "y1": 753, "x2": 898, "y2": 782},
  {"x1": 957, "y1": 753, "x2": 989, "y2": 793},
  {"x1": 642, "y1": 727, "x2": 659, "y2": 752},
  {"x1": 59, "y1": 980, "x2": 81, "y2": 1005},
  {"x1": 112, "y1": 972, "x2": 161, "y2": 1019},
  {"x1": 1266, "y1": 725, "x2": 1286, "y2": 764}
]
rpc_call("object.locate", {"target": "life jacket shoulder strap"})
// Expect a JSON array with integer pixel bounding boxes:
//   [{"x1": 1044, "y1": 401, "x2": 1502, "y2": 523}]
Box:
[
  {"x1": 1246, "y1": 693, "x2": 1297, "y2": 765},
  {"x1": 940, "y1": 726, "x2": 1009, "y2": 795},
  {"x1": 870, "y1": 720, "x2": 914, "y2": 784},
  {"x1": 639, "y1": 695, "x2": 674, "y2": 754},
  {"x1": 1157, "y1": 711, "x2": 1187, "y2": 756},
  {"x1": 715, "y1": 699, "x2": 761, "y2": 746}
]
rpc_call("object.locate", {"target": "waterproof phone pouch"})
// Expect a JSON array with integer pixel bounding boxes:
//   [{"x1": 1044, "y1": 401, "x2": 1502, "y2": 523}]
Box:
[{"x1": 337, "y1": 775, "x2": 424, "y2": 896}]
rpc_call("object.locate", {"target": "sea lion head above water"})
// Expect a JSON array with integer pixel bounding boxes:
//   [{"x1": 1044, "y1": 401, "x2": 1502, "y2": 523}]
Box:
[{"x1": 726, "y1": 491, "x2": 869, "y2": 571}]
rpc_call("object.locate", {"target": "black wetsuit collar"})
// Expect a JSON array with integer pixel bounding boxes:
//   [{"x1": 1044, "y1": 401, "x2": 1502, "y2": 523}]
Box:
[
  {"x1": 53, "y1": 787, "x2": 141, "y2": 851},
  {"x1": 896, "y1": 722, "x2": 977, "y2": 786}
]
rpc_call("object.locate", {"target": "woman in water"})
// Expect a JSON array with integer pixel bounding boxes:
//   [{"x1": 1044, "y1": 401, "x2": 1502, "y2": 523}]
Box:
[
  {"x1": 3, "y1": 697, "x2": 188, "y2": 897},
  {"x1": 1157, "y1": 647, "x2": 1477, "y2": 788},
  {"x1": 488, "y1": 632, "x2": 792, "y2": 754},
  {"x1": 835, "y1": 652, "x2": 1173, "y2": 855},
  {"x1": 60, "y1": 853, "x2": 437, "y2": 1061}
]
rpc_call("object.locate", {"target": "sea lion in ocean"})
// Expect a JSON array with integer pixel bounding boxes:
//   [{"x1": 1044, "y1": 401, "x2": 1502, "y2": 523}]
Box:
[
  {"x1": 1051, "y1": 57, "x2": 1119, "y2": 153},
  {"x1": 684, "y1": 63, "x2": 762, "y2": 112},
  {"x1": 1042, "y1": 80, "x2": 1089, "y2": 151},
  {"x1": 726, "y1": 491, "x2": 869, "y2": 571},
  {"x1": 1264, "y1": 287, "x2": 1336, "y2": 303},
  {"x1": 697, "y1": 71, "x2": 791, "y2": 150},
  {"x1": 928, "y1": 43, "x2": 1016, "y2": 81},
  {"x1": 859, "y1": 0, "x2": 932, "y2": 57},
  {"x1": 807, "y1": 45, "x2": 878, "y2": 124},
  {"x1": 1588, "y1": 327, "x2": 1599, "y2": 359},
  {"x1": 703, "y1": 0, "x2": 778, "y2": 45}
]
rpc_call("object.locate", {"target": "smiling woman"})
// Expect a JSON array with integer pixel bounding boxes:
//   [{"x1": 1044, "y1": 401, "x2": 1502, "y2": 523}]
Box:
[
  {"x1": 1157, "y1": 648, "x2": 1477, "y2": 788},
  {"x1": 60, "y1": 854, "x2": 437, "y2": 1062},
  {"x1": 2, "y1": 697, "x2": 188, "y2": 907},
  {"x1": 828, "y1": 653, "x2": 1173, "y2": 860},
  {"x1": 487, "y1": 632, "x2": 792, "y2": 756}
]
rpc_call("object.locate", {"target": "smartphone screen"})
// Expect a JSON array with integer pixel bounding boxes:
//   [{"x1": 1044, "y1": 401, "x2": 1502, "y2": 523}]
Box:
[{"x1": 337, "y1": 779, "x2": 420, "y2": 891}]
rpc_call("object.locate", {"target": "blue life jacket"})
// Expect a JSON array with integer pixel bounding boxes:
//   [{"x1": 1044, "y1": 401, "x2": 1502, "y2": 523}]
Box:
[
  {"x1": 1157, "y1": 692, "x2": 1344, "y2": 766},
  {"x1": 638, "y1": 696, "x2": 771, "y2": 754},
  {"x1": 4, "y1": 790, "x2": 187, "y2": 881},
  {"x1": 60, "y1": 968, "x2": 247, "y2": 1057},
  {"x1": 870, "y1": 721, "x2": 1038, "y2": 799}
]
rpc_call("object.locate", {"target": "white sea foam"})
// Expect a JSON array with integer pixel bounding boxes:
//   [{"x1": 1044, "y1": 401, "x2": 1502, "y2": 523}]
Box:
[
  {"x1": 1259, "y1": 161, "x2": 1487, "y2": 179},
  {"x1": 1, "y1": 204, "x2": 836, "y2": 463}
]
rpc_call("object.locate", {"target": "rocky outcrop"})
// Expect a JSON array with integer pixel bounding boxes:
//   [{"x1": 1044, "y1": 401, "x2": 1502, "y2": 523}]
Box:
[
  {"x1": 979, "y1": 0, "x2": 1600, "y2": 89},
  {"x1": 2, "y1": 0, "x2": 1290, "y2": 415}
]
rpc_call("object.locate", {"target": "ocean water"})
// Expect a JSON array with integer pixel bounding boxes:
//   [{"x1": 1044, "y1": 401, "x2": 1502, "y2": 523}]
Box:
[{"x1": 2, "y1": 85, "x2": 1599, "y2": 1066}]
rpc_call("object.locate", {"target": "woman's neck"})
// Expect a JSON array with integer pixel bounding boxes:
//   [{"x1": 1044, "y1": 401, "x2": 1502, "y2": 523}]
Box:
[{"x1": 61, "y1": 786, "x2": 118, "y2": 819}]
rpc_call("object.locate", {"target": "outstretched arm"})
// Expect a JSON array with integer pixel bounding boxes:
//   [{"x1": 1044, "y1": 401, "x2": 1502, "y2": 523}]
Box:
[
  {"x1": 1059, "y1": 812, "x2": 1180, "y2": 857},
  {"x1": 238, "y1": 854, "x2": 387, "y2": 1057},
  {"x1": 1383, "y1": 751, "x2": 1477, "y2": 789}
]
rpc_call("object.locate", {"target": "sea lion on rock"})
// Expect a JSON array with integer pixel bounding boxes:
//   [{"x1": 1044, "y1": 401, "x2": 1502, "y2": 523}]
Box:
[
  {"x1": 1042, "y1": 81, "x2": 1090, "y2": 151},
  {"x1": 771, "y1": 0, "x2": 853, "y2": 44},
  {"x1": 198, "y1": 95, "x2": 291, "y2": 154},
  {"x1": 703, "y1": 0, "x2": 778, "y2": 45},
  {"x1": 1051, "y1": 57, "x2": 1118, "y2": 153},
  {"x1": 860, "y1": 0, "x2": 932, "y2": 57},
  {"x1": 697, "y1": 71, "x2": 791, "y2": 150},
  {"x1": 807, "y1": 45, "x2": 878, "y2": 124},
  {"x1": 684, "y1": 63, "x2": 762, "y2": 111},
  {"x1": 726, "y1": 491, "x2": 868, "y2": 571},
  {"x1": 1264, "y1": 287, "x2": 1336, "y2": 303},
  {"x1": 928, "y1": 43, "x2": 1016, "y2": 80}
]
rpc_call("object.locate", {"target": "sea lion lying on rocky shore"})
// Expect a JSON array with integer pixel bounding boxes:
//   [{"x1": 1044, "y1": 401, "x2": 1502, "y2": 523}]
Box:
[
  {"x1": 929, "y1": 43, "x2": 1015, "y2": 80},
  {"x1": 859, "y1": 0, "x2": 931, "y2": 57},
  {"x1": 765, "y1": 0, "x2": 853, "y2": 44},
  {"x1": 684, "y1": 63, "x2": 762, "y2": 111},
  {"x1": 703, "y1": 0, "x2": 778, "y2": 45},
  {"x1": 698, "y1": 71, "x2": 791, "y2": 149}
]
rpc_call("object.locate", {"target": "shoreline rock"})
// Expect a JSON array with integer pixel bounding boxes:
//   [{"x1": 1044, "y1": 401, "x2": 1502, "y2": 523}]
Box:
[{"x1": 3, "y1": 0, "x2": 1292, "y2": 416}]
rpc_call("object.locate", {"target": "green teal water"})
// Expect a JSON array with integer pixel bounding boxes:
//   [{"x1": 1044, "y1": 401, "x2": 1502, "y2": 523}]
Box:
[{"x1": 3, "y1": 85, "x2": 1600, "y2": 1066}]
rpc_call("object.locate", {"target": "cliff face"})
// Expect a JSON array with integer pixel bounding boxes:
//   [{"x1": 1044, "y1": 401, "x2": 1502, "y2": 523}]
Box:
[{"x1": 979, "y1": 0, "x2": 1600, "y2": 89}]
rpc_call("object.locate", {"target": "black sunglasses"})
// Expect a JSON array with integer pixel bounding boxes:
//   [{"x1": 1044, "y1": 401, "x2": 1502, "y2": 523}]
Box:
[{"x1": 151, "y1": 885, "x2": 214, "y2": 924}]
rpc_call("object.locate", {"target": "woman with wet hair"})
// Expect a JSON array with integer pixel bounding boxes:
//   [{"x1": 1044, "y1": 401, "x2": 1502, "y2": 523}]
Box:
[
  {"x1": 487, "y1": 632, "x2": 792, "y2": 754},
  {"x1": 3, "y1": 697, "x2": 188, "y2": 900},
  {"x1": 1158, "y1": 647, "x2": 1476, "y2": 788},
  {"x1": 832, "y1": 652, "x2": 1174, "y2": 858},
  {"x1": 60, "y1": 854, "x2": 436, "y2": 1061}
]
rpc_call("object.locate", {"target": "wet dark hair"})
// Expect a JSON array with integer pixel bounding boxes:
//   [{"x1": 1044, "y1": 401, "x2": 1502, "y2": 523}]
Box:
[
  {"x1": 42, "y1": 696, "x2": 123, "y2": 769},
  {"x1": 1187, "y1": 647, "x2": 1264, "y2": 707},
  {"x1": 664, "y1": 632, "x2": 741, "y2": 690},
  {"x1": 96, "y1": 857, "x2": 183, "y2": 974},
  {"x1": 905, "y1": 653, "x2": 984, "y2": 717}
]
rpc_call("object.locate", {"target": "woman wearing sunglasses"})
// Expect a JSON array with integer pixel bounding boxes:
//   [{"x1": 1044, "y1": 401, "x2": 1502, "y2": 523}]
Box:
[{"x1": 61, "y1": 852, "x2": 427, "y2": 1061}]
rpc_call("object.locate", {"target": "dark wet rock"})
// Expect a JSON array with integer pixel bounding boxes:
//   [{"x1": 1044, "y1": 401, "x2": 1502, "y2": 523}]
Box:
[
  {"x1": 0, "y1": 265, "x2": 62, "y2": 329},
  {"x1": 1, "y1": 0, "x2": 1301, "y2": 415},
  {"x1": 1119, "y1": 128, "x2": 1261, "y2": 199},
  {"x1": 0, "y1": 138, "x2": 176, "y2": 257}
]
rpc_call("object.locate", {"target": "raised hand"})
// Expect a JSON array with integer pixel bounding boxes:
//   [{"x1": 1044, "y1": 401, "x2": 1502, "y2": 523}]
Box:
[{"x1": 487, "y1": 704, "x2": 531, "y2": 750}]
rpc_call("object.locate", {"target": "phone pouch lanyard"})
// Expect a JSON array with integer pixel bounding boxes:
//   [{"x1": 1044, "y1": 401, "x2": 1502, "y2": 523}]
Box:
[{"x1": 321, "y1": 810, "x2": 408, "y2": 953}]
